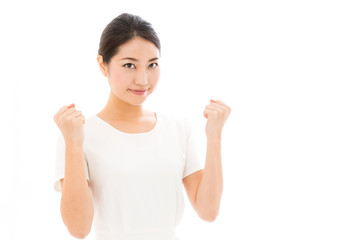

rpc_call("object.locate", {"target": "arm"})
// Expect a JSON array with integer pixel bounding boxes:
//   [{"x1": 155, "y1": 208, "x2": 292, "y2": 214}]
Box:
[
  {"x1": 195, "y1": 137, "x2": 223, "y2": 221},
  {"x1": 60, "y1": 144, "x2": 94, "y2": 239}
]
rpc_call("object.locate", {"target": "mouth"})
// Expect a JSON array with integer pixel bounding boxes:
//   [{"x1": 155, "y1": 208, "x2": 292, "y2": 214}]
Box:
[
  {"x1": 130, "y1": 88, "x2": 148, "y2": 92},
  {"x1": 129, "y1": 89, "x2": 148, "y2": 95}
]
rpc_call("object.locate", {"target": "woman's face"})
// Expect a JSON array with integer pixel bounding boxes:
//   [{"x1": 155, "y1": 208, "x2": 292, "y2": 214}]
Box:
[{"x1": 97, "y1": 36, "x2": 160, "y2": 105}]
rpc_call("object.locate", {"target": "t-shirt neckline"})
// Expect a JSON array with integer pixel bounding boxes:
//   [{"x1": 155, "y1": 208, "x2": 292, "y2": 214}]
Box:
[{"x1": 94, "y1": 112, "x2": 159, "y2": 136}]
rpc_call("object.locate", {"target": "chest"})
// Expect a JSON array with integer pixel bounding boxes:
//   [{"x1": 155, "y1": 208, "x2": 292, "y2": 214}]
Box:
[
  {"x1": 85, "y1": 134, "x2": 185, "y2": 187},
  {"x1": 95, "y1": 112, "x2": 157, "y2": 134},
  {"x1": 104, "y1": 119, "x2": 156, "y2": 134}
]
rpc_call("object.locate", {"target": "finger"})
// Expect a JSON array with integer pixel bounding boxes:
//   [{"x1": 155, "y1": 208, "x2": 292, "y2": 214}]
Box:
[
  {"x1": 203, "y1": 109, "x2": 213, "y2": 119},
  {"x1": 213, "y1": 99, "x2": 231, "y2": 111},
  {"x1": 61, "y1": 107, "x2": 77, "y2": 118},
  {"x1": 206, "y1": 105, "x2": 229, "y2": 118},
  {"x1": 54, "y1": 106, "x2": 68, "y2": 121},
  {"x1": 209, "y1": 102, "x2": 228, "y2": 111},
  {"x1": 55, "y1": 106, "x2": 72, "y2": 120},
  {"x1": 204, "y1": 108, "x2": 218, "y2": 119},
  {"x1": 203, "y1": 109, "x2": 208, "y2": 119},
  {"x1": 66, "y1": 106, "x2": 77, "y2": 113},
  {"x1": 57, "y1": 105, "x2": 69, "y2": 115},
  {"x1": 203, "y1": 108, "x2": 214, "y2": 118},
  {"x1": 73, "y1": 115, "x2": 85, "y2": 125},
  {"x1": 215, "y1": 100, "x2": 229, "y2": 107},
  {"x1": 69, "y1": 110, "x2": 82, "y2": 118},
  {"x1": 208, "y1": 103, "x2": 228, "y2": 114},
  {"x1": 57, "y1": 103, "x2": 75, "y2": 116},
  {"x1": 204, "y1": 108, "x2": 217, "y2": 117},
  {"x1": 206, "y1": 105, "x2": 218, "y2": 111}
]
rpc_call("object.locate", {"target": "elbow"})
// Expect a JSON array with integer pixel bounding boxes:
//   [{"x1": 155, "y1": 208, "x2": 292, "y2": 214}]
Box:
[
  {"x1": 64, "y1": 217, "x2": 93, "y2": 239},
  {"x1": 196, "y1": 200, "x2": 220, "y2": 222},
  {"x1": 61, "y1": 202, "x2": 94, "y2": 239},
  {"x1": 198, "y1": 209, "x2": 219, "y2": 222},
  {"x1": 62, "y1": 218, "x2": 92, "y2": 239},
  {"x1": 69, "y1": 228, "x2": 91, "y2": 239},
  {"x1": 71, "y1": 232, "x2": 86, "y2": 239},
  {"x1": 200, "y1": 214, "x2": 217, "y2": 222}
]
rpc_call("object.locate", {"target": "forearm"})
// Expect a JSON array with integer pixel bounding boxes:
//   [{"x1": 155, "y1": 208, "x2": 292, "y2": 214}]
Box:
[
  {"x1": 196, "y1": 137, "x2": 223, "y2": 220},
  {"x1": 61, "y1": 144, "x2": 93, "y2": 237}
]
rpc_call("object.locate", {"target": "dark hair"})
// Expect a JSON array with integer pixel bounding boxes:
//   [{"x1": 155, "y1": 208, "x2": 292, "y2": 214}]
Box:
[{"x1": 98, "y1": 13, "x2": 161, "y2": 66}]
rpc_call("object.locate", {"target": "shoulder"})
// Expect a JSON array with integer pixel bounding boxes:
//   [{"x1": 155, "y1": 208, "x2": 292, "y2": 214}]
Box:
[
  {"x1": 82, "y1": 114, "x2": 103, "y2": 134},
  {"x1": 83, "y1": 114, "x2": 98, "y2": 127},
  {"x1": 157, "y1": 112, "x2": 188, "y2": 131}
]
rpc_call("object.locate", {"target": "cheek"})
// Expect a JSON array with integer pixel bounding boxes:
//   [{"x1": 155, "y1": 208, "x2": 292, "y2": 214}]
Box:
[
  {"x1": 150, "y1": 71, "x2": 160, "y2": 85},
  {"x1": 110, "y1": 69, "x2": 131, "y2": 88}
]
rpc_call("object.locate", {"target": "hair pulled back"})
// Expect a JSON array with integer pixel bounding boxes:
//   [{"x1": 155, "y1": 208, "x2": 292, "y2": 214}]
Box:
[{"x1": 98, "y1": 13, "x2": 161, "y2": 65}]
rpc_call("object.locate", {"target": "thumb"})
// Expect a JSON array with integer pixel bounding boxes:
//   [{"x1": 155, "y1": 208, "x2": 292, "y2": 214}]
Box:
[{"x1": 68, "y1": 103, "x2": 75, "y2": 108}]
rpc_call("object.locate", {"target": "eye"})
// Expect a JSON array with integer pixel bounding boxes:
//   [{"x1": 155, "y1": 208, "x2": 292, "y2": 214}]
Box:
[
  {"x1": 149, "y1": 62, "x2": 158, "y2": 68},
  {"x1": 123, "y1": 63, "x2": 135, "y2": 69}
]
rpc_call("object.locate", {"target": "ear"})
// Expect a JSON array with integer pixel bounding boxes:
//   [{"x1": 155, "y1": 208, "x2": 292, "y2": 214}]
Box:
[{"x1": 97, "y1": 55, "x2": 108, "y2": 77}]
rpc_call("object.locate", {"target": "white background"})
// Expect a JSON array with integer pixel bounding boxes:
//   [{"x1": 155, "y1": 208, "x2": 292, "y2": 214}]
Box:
[{"x1": 1, "y1": 0, "x2": 360, "y2": 239}]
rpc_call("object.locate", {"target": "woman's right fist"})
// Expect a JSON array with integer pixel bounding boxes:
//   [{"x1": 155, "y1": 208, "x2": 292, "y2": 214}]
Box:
[{"x1": 53, "y1": 103, "x2": 85, "y2": 146}]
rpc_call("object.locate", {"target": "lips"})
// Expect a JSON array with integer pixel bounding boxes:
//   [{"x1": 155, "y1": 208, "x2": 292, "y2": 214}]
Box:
[
  {"x1": 131, "y1": 89, "x2": 148, "y2": 92},
  {"x1": 130, "y1": 89, "x2": 148, "y2": 95}
]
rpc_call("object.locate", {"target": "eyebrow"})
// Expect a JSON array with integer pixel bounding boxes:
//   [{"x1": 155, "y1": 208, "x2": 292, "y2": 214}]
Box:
[{"x1": 120, "y1": 57, "x2": 159, "y2": 62}]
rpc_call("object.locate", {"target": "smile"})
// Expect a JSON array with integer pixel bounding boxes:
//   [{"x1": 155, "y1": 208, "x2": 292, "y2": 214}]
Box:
[{"x1": 130, "y1": 89, "x2": 147, "y2": 95}]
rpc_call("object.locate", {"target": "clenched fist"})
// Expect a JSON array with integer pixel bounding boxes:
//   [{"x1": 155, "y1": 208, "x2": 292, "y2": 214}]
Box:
[
  {"x1": 203, "y1": 99, "x2": 231, "y2": 139},
  {"x1": 53, "y1": 103, "x2": 85, "y2": 146}
]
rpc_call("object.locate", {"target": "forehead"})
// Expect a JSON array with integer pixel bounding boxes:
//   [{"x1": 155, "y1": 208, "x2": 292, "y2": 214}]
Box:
[{"x1": 115, "y1": 37, "x2": 159, "y2": 59}]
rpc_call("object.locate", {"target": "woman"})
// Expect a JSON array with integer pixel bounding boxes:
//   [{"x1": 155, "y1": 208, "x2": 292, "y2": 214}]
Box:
[{"x1": 53, "y1": 13, "x2": 231, "y2": 240}]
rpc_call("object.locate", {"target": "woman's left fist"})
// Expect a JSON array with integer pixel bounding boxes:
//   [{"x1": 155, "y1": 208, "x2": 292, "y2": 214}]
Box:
[{"x1": 203, "y1": 99, "x2": 231, "y2": 139}]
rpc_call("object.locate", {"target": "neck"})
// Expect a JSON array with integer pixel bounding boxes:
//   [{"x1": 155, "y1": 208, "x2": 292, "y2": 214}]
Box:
[{"x1": 100, "y1": 91, "x2": 147, "y2": 121}]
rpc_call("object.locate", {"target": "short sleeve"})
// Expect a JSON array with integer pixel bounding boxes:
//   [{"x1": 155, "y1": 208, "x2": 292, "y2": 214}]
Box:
[
  {"x1": 182, "y1": 119, "x2": 204, "y2": 179},
  {"x1": 53, "y1": 133, "x2": 90, "y2": 193}
]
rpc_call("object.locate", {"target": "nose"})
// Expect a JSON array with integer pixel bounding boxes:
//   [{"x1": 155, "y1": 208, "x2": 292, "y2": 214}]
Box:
[{"x1": 135, "y1": 70, "x2": 148, "y2": 85}]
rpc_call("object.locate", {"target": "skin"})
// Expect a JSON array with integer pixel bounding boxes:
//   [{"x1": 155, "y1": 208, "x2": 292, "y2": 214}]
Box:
[{"x1": 96, "y1": 36, "x2": 160, "y2": 126}]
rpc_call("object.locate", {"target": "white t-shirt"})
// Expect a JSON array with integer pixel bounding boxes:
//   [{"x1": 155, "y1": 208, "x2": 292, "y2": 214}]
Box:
[{"x1": 54, "y1": 112, "x2": 204, "y2": 240}]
